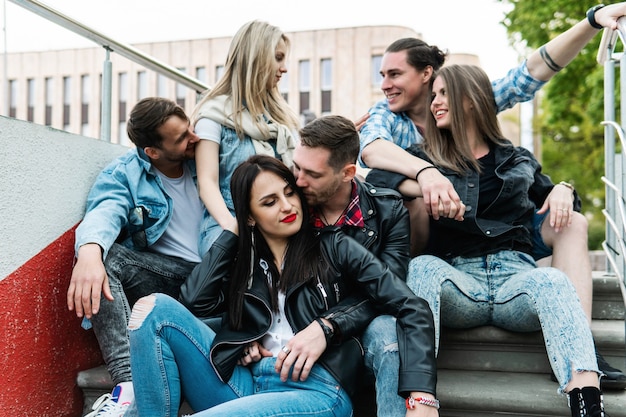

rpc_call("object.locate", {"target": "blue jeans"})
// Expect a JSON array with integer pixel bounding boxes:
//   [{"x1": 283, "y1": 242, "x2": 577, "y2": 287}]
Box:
[
  {"x1": 532, "y1": 210, "x2": 552, "y2": 260},
  {"x1": 407, "y1": 250, "x2": 599, "y2": 392},
  {"x1": 89, "y1": 244, "x2": 196, "y2": 385},
  {"x1": 128, "y1": 293, "x2": 352, "y2": 417},
  {"x1": 362, "y1": 315, "x2": 405, "y2": 417}
]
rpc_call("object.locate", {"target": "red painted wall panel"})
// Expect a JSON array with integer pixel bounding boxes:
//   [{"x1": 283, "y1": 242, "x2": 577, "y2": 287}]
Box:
[{"x1": 0, "y1": 226, "x2": 103, "y2": 416}]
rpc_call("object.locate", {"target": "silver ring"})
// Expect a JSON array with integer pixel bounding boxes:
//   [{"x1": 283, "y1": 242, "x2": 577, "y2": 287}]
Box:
[
  {"x1": 242, "y1": 350, "x2": 249, "y2": 356},
  {"x1": 281, "y1": 345, "x2": 291, "y2": 354},
  {"x1": 558, "y1": 208, "x2": 566, "y2": 211}
]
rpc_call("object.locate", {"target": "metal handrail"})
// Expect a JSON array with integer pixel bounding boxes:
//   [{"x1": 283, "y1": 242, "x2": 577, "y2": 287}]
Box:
[
  {"x1": 8, "y1": 0, "x2": 209, "y2": 93},
  {"x1": 598, "y1": 18, "x2": 626, "y2": 307},
  {"x1": 7, "y1": 0, "x2": 210, "y2": 140}
]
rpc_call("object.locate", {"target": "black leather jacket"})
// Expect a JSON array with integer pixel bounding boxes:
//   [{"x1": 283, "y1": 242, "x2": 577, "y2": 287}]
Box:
[
  {"x1": 178, "y1": 228, "x2": 436, "y2": 398},
  {"x1": 321, "y1": 179, "x2": 412, "y2": 339}
]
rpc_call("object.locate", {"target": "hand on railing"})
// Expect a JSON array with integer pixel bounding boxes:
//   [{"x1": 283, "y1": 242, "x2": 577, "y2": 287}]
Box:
[{"x1": 597, "y1": 15, "x2": 626, "y2": 64}]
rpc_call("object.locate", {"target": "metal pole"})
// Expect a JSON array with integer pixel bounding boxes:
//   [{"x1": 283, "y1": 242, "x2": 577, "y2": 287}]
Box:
[
  {"x1": 100, "y1": 47, "x2": 112, "y2": 142},
  {"x1": 3, "y1": 0, "x2": 8, "y2": 116}
]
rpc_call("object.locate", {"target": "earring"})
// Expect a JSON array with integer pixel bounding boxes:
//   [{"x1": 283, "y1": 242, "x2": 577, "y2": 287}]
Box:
[{"x1": 248, "y1": 225, "x2": 255, "y2": 289}]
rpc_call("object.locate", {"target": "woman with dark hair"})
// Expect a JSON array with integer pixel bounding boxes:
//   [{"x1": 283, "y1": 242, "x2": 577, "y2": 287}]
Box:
[
  {"x1": 127, "y1": 154, "x2": 438, "y2": 417},
  {"x1": 367, "y1": 64, "x2": 605, "y2": 416}
]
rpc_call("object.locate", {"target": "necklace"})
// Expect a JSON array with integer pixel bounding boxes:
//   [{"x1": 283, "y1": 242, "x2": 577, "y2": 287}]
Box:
[{"x1": 319, "y1": 202, "x2": 350, "y2": 226}]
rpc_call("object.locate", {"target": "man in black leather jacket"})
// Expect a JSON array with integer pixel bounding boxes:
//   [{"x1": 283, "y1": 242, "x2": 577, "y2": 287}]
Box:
[{"x1": 293, "y1": 115, "x2": 433, "y2": 417}]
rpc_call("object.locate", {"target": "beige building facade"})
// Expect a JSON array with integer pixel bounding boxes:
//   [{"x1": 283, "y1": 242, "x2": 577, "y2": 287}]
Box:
[{"x1": 4, "y1": 25, "x2": 519, "y2": 146}]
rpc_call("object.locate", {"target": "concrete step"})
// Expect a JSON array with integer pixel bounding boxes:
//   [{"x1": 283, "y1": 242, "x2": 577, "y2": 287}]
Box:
[
  {"x1": 437, "y1": 369, "x2": 626, "y2": 416},
  {"x1": 438, "y1": 319, "x2": 625, "y2": 374},
  {"x1": 592, "y1": 271, "x2": 625, "y2": 320}
]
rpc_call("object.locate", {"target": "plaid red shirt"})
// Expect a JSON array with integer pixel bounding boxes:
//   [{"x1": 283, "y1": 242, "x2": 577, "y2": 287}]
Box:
[{"x1": 311, "y1": 180, "x2": 365, "y2": 229}]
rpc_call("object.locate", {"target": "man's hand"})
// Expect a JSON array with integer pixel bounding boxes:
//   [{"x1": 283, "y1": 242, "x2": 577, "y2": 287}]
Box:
[
  {"x1": 595, "y1": 2, "x2": 626, "y2": 30},
  {"x1": 274, "y1": 319, "x2": 329, "y2": 382},
  {"x1": 67, "y1": 243, "x2": 112, "y2": 318},
  {"x1": 238, "y1": 341, "x2": 272, "y2": 366},
  {"x1": 417, "y1": 168, "x2": 465, "y2": 221}
]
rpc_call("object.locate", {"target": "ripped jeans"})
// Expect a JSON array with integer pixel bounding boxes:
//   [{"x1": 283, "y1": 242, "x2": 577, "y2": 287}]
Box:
[
  {"x1": 362, "y1": 315, "x2": 406, "y2": 417},
  {"x1": 127, "y1": 293, "x2": 352, "y2": 417},
  {"x1": 89, "y1": 243, "x2": 195, "y2": 385},
  {"x1": 407, "y1": 251, "x2": 599, "y2": 393}
]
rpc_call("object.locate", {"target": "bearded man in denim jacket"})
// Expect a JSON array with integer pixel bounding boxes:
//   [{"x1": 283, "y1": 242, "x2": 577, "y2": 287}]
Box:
[{"x1": 67, "y1": 97, "x2": 202, "y2": 417}]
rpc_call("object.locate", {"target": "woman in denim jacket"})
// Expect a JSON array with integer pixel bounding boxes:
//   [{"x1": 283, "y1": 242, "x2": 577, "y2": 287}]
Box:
[
  {"x1": 367, "y1": 65, "x2": 605, "y2": 416},
  {"x1": 191, "y1": 20, "x2": 300, "y2": 256}
]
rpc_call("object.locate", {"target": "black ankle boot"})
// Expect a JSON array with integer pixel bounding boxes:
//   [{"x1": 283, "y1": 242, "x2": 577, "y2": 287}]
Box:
[{"x1": 568, "y1": 387, "x2": 606, "y2": 417}]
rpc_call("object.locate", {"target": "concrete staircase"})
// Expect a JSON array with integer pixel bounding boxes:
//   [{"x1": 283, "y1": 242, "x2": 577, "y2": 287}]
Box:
[
  {"x1": 434, "y1": 271, "x2": 626, "y2": 416},
  {"x1": 77, "y1": 272, "x2": 626, "y2": 416}
]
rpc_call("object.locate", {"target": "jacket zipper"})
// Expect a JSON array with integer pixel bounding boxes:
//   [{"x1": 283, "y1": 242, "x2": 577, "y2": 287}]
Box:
[{"x1": 316, "y1": 277, "x2": 329, "y2": 310}]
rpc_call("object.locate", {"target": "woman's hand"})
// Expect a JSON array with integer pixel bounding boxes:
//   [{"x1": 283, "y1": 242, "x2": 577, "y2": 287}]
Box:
[
  {"x1": 537, "y1": 183, "x2": 574, "y2": 233},
  {"x1": 274, "y1": 319, "x2": 329, "y2": 382},
  {"x1": 237, "y1": 341, "x2": 272, "y2": 366}
]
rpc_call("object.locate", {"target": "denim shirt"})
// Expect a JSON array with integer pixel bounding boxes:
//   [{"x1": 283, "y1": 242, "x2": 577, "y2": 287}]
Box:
[
  {"x1": 197, "y1": 122, "x2": 258, "y2": 255},
  {"x1": 358, "y1": 60, "x2": 546, "y2": 167},
  {"x1": 74, "y1": 148, "x2": 197, "y2": 260}
]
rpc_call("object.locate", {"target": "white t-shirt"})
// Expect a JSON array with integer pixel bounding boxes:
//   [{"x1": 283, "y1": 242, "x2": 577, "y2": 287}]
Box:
[{"x1": 150, "y1": 165, "x2": 203, "y2": 263}]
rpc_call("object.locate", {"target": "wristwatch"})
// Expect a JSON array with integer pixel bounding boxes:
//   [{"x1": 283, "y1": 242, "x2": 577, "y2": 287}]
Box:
[
  {"x1": 315, "y1": 317, "x2": 334, "y2": 345},
  {"x1": 587, "y1": 4, "x2": 606, "y2": 30}
]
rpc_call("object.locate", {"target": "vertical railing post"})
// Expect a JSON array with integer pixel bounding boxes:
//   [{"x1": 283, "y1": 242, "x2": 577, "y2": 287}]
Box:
[
  {"x1": 605, "y1": 58, "x2": 617, "y2": 273},
  {"x1": 100, "y1": 46, "x2": 112, "y2": 142}
]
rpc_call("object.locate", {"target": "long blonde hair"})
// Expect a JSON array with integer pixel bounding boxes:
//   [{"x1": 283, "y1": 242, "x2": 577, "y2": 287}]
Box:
[
  {"x1": 423, "y1": 65, "x2": 509, "y2": 174},
  {"x1": 192, "y1": 20, "x2": 299, "y2": 138}
]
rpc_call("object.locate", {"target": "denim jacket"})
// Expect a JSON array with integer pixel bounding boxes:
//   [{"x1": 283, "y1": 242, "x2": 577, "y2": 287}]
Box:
[
  {"x1": 74, "y1": 148, "x2": 197, "y2": 259},
  {"x1": 366, "y1": 140, "x2": 581, "y2": 258}
]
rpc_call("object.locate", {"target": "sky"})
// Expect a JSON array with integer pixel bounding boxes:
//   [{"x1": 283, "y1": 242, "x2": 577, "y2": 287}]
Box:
[{"x1": 1, "y1": 0, "x2": 522, "y2": 79}]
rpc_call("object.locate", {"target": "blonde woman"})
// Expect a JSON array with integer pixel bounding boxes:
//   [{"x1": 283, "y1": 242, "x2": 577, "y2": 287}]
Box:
[{"x1": 192, "y1": 20, "x2": 300, "y2": 255}]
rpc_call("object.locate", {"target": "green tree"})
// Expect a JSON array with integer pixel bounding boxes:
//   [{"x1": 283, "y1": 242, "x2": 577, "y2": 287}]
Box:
[{"x1": 498, "y1": 0, "x2": 617, "y2": 249}]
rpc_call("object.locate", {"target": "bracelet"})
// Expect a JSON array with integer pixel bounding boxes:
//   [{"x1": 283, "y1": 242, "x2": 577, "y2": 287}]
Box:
[
  {"x1": 586, "y1": 4, "x2": 606, "y2": 30},
  {"x1": 406, "y1": 396, "x2": 440, "y2": 410},
  {"x1": 558, "y1": 181, "x2": 574, "y2": 191},
  {"x1": 315, "y1": 317, "x2": 334, "y2": 345},
  {"x1": 415, "y1": 165, "x2": 438, "y2": 181}
]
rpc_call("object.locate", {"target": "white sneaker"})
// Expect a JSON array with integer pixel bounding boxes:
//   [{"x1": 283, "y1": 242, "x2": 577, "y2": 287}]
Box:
[{"x1": 84, "y1": 393, "x2": 130, "y2": 417}]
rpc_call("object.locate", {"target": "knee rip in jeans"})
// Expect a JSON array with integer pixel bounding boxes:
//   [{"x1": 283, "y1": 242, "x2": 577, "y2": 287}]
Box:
[
  {"x1": 383, "y1": 342, "x2": 398, "y2": 353},
  {"x1": 128, "y1": 294, "x2": 156, "y2": 330}
]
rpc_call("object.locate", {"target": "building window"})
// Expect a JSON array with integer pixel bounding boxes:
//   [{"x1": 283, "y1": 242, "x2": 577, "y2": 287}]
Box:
[
  {"x1": 157, "y1": 74, "x2": 168, "y2": 97},
  {"x1": 137, "y1": 71, "x2": 148, "y2": 100},
  {"x1": 279, "y1": 70, "x2": 289, "y2": 102},
  {"x1": 9, "y1": 79, "x2": 17, "y2": 118},
  {"x1": 215, "y1": 65, "x2": 224, "y2": 84},
  {"x1": 27, "y1": 78, "x2": 35, "y2": 122},
  {"x1": 176, "y1": 67, "x2": 186, "y2": 108},
  {"x1": 299, "y1": 60, "x2": 310, "y2": 113},
  {"x1": 81, "y1": 74, "x2": 90, "y2": 135},
  {"x1": 196, "y1": 66, "x2": 207, "y2": 84},
  {"x1": 63, "y1": 76, "x2": 71, "y2": 130},
  {"x1": 320, "y1": 58, "x2": 332, "y2": 114},
  {"x1": 371, "y1": 55, "x2": 383, "y2": 88},
  {"x1": 45, "y1": 77, "x2": 53, "y2": 126},
  {"x1": 118, "y1": 72, "x2": 129, "y2": 146}
]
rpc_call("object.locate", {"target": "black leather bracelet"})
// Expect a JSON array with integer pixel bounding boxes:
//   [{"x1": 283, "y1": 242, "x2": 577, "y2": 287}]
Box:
[
  {"x1": 587, "y1": 4, "x2": 606, "y2": 30},
  {"x1": 415, "y1": 165, "x2": 438, "y2": 182},
  {"x1": 315, "y1": 317, "x2": 334, "y2": 345}
]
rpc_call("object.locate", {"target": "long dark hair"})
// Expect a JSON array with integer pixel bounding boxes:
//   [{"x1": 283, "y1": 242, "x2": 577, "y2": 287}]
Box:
[{"x1": 228, "y1": 155, "x2": 323, "y2": 329}]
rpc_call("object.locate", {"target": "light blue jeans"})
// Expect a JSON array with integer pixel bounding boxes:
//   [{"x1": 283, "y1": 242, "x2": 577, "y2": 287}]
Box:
[
  {"x1": 361, "y1": 315, "x2": 405, "y2": 417},
  {"x1": 128, "y1": 293, "x2": 352, "y2": 417},
  {"x1": 407, "y1": 250, "x2": 599, "y2": 392}
]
